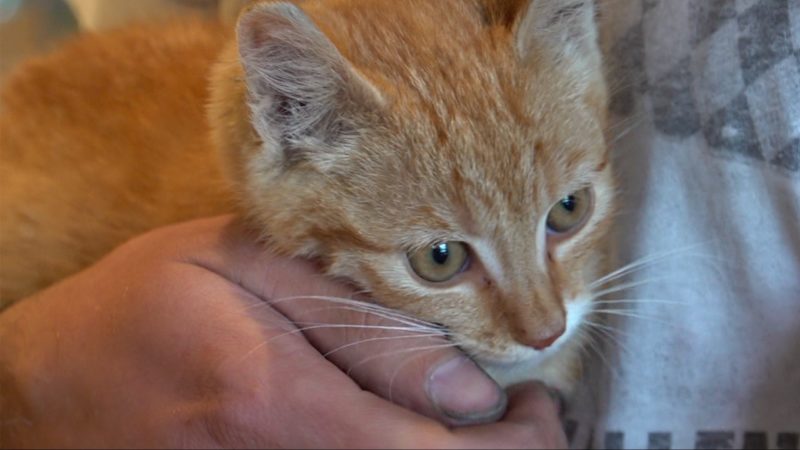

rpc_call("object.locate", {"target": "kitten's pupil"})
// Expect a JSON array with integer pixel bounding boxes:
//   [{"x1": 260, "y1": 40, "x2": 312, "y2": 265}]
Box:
[
  {"x1": 561, "y1": 195, "x2": 577, "y2": 213},
  {"x1": 432, "y1": 243, "x2": 449, "y2": 265}
]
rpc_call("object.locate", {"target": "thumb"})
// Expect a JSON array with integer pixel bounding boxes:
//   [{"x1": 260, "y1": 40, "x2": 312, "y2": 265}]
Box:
[{"x1": 455, "y1": 382, "x2": 568, "y2": 449}]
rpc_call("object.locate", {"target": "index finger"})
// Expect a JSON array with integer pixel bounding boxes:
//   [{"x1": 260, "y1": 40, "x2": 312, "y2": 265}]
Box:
[{"x1": 453, "y1": 382, "x2": 568, "y2": 449}]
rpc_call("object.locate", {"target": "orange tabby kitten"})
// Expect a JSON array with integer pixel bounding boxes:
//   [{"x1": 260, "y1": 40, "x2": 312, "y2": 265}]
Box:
[{"x1": 0, "y1": 0, "x2": 613, "y2": 392}]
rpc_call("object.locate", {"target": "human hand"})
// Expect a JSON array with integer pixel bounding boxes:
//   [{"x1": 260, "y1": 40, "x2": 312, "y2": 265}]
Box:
[{"x1": 0, "y1": 216, "x2": 566, "y2": 448}]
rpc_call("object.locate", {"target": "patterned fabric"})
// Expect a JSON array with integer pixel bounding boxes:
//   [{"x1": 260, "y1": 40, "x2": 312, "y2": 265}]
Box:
[
  {"x1": 606, "y1": 0, "x2": 799, "y2": 174},
  {"x1": 565, "y1": 1, "x2": 800, "y2": 449}
]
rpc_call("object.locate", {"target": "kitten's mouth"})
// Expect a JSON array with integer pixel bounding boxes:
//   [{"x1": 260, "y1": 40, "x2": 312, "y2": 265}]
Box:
[
  {"x1": 473, "y1": 353, "x2": 529, "y2": 367},
  {"x1": 465, "y1": 345, "x2": 547, "y2": 367}
]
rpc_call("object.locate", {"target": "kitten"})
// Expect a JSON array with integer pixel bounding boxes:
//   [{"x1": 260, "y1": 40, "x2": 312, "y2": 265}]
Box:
[{"x1": 0, "y1": 0, "x2": 613, "y2": 393}]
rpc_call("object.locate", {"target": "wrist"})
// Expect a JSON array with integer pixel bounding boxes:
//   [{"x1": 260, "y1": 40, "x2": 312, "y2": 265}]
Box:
[
  {"x1": 0, "y1": 299, "x2": 38, "y2": 447},
  {"x1": 0, "y1": 287, "x2": 79, "y2": 448}
]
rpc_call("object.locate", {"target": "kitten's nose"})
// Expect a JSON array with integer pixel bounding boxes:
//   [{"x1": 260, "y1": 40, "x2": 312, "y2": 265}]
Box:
[{"x1": 522, "y1": 325, "x2": 565, "y2": 350}]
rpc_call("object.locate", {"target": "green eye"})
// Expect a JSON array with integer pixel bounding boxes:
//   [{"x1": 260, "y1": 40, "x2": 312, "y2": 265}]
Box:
[
  {"x1": 546, "y1": 188, "x2": 593, "y2": 234},
  {"x1": 408, "y1": 242, "x2": 469, "y2": 283}
]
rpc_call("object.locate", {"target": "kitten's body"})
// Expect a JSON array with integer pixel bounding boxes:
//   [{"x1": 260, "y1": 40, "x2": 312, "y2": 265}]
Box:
[
  {"x1": 0, "y1": 20, "x2": 232, "y2": 301},
  {"x1": 0, "y1": 0, "x2": 612, "y2": 391}
]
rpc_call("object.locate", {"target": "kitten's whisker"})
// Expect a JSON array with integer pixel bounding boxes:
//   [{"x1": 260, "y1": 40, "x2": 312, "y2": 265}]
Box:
[
  {"x1": 585, "y1": 327, "x2": 628, "y2": 374},
  {"x1": 582, "y1": 321, "x2": 632, "y2": 357},
  {"x1": 231, "y1": 338, "x2": 276, "y2": 369},
  {"x1": 590, "y1": 256, "x2": 674, "y2": 288},
  {"x1": 232, "y1": 298, "x2": 289, "y2": 316},
  {"x1": 264, "y1": 295, "x2": 467, "y2": 342},
  {"x1": 289, "y1": 323, "x2": 443, "y2": 334},
  {"x1": 592, "y1": 307, "x2": 668, "y2": 317},
  {"x1": 603, "y1": 76, "x2": 640, "y2": 100},
  {"x1": 592, "y1": 298, "x2": 689, "y2": 306},
  {"x1": 590, "y1": 242, "x2": 713, "y2": 288},
  {"x1": 582, "y1": 326, "x2": 615, "y2": 354},
  {"x1": 230, "y1": 319, "x2": 451, "y2": 372},
  {"x1": 322, "y1": 333, "x2": 445, "y2": 358},
  {"x1": 234, "y1": 293, "x2": 369, "y2": 315},
  {"x1": 577, "y1": 328, "x2": 620, "y2": 380},
  {"x1": 257, "y1": 323, "x2": 443, "y2": 350},
  {"x1": 346, "y1": 343, "x2": 460, "y2": 377},
  {"x1": 387, "y1": 347, "x2": 442, "y2": 404},
  {"x1": 608, "y1": 115, "x2": 646, "y2": 145},
  {"x1": 267, "y1": 295, "x2": 439, "y2": 329},
  {"x1": 267, "y1": 294, "x2": 367, "y2": 309},
  {"x1": 590, "y1": 261, "x2": 657, "y2": 289},
  {"x1": 590, "y1": 277, "x2": 668, "y2": 298},
  {"x1": 583, "y1": 319, "x2": 629, "y2": 337},
  {"x1": 592, "y1": 309, "x2": 680, "y2": 329},
  {"x1": 295, "y1": 305, "x2": 443, "y2": 332},
  {"x1": 233, "y1": 321, "x2": 444, "y2": 366},
  {"x1": 259, "y1": 293, "x2": 444, "y2": 334},
  {"x1": 606, "y1": 111, "x2": 644, "y2": 131}
]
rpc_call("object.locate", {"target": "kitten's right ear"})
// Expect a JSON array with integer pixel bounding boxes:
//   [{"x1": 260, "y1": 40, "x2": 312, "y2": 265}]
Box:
[{"x1": 237, "y1": 2, "x2": 382, "y2": 168}]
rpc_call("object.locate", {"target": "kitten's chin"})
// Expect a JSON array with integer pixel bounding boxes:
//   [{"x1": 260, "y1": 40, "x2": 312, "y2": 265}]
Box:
[
  {"x1": 471, "y1": 346, "x2": 562, "y2": 389},
  {"x1": 474, "y1": 344, "x2": 582, "y2": 392}
]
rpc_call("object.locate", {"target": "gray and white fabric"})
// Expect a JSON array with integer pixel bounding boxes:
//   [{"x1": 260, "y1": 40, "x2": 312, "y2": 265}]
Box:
[{"x1": 567, "y1": 1, "x2": 800, "y2": 449}]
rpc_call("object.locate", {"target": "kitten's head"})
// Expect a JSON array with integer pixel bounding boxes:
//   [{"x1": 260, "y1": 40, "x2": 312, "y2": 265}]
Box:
[{"x1": 210, "y1": 0, "x2": 613, "y2": 388}]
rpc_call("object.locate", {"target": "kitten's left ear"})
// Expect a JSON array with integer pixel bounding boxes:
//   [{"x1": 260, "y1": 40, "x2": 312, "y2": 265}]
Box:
[
  {"x1": 514, "y1": 0, "x2": 602, "y2": 82},
  {"x1": 236, "y1": 2, "x2": 383, "y2": 169}
]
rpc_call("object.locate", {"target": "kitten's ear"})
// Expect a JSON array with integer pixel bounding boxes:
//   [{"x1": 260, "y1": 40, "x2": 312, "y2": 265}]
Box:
[
  {"x1": 514, "y1": 0, "x2": 601, "y2": 78},
  {"x1": 237, "y1": 2, "x2": 382, "y2": 168}
]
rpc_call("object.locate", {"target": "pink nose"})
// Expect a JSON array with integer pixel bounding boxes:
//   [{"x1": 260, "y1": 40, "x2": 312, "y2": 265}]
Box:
[{"x1": 524, "y1": 326, "x2": 565, "y2": 350}]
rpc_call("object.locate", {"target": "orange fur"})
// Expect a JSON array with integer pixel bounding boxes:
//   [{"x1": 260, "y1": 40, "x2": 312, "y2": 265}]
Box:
[
  {"x1": 0, "y1": 20, "x2": 232, "y2": 302},
  {"x1": 0, "y1": 0, "x2": 613, "y2": 391}
]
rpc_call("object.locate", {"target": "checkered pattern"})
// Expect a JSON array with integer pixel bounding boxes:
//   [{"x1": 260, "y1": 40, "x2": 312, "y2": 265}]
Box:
[
  {"x1": 593, "y1": 429, "x2": 799, "y2": 450},
  {"x1": 606, "y1": 0, "x2": 800, "y2": 174}
]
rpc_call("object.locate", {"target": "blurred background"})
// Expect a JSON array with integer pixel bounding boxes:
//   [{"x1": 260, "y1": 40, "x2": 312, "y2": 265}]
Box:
[{"x1": 0, "y1": 0, "x2": 246, "y2": 81}]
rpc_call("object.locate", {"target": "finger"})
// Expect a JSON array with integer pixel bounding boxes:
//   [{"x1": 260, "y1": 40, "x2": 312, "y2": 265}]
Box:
[
  {"x1": 179, "y1": 216, "x2": 507, "y2": 426},
  {"x1": 454, "y1": 382, "x2": 568, "y2": 449},
  {"x1": 503, "y1": 382, "x2": 564, "y2": 428}
]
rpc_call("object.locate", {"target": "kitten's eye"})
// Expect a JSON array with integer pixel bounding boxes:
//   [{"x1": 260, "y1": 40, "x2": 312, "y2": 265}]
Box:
[
  {"x1": 546, "y1": 188, "x2": 593, "y2": 234},
  {"x1": 408, "y1": 242, "x2": 469, "y2": 283}
]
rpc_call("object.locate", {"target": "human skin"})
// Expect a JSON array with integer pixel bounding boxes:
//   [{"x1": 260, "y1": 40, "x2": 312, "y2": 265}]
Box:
[{"x1": 0, "y1": 216, "x2": 566, "y2": 448}]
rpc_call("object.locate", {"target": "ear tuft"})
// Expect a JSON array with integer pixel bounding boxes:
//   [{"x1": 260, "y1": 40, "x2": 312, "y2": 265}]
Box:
[{"x1": 237, "y1": 2, "x2": 380, "y2": 167}]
